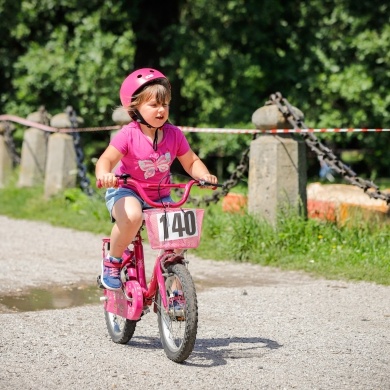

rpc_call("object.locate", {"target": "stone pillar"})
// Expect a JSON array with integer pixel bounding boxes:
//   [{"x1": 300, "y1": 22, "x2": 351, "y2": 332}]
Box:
[
  {"x1": 18, "y1": 110, "x2": 50, "y2": 187},
  {"x1": 44, "y1": 113, "x2": 78, "y2": 198},
  {"x1": 248, "y1": 104, "x2": 307, "y2": 225},
  {"x1": 109, "y1": 107, "x2": 131, "y2": 172},
  {"x1": 0, "y1": 123, "x2": 13, "y2": 188},
  {"x1": 111, "y1": 107, "x2": 130, "y2": 140}
]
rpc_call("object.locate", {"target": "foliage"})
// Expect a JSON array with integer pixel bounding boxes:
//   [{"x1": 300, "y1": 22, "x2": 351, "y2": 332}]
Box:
[
  {"x1": 198, "y1": 204, "x2": 390, "y2": 285},
  {"x1": 1, "y1": 0, "x2": 390, "y2": 176},
  {"x1": 3, "y1": 0, "x2": 134, "y2": 124},
  {"x1": 289, "y1": 1, "x2": 390, "y2": 176},
  {"x1": 0, "y1": 179, "x2": 388, "y2": 285},
  {"x1": 0, "y1": 177, "x2": 112, "y2": 234}
]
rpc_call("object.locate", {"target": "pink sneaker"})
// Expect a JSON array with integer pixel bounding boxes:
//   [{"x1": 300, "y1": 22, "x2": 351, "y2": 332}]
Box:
[{"x1": 101, "y1": 255, "x2": 122, "y2": 290}]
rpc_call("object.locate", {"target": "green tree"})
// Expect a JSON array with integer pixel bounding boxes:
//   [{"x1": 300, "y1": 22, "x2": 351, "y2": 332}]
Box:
[
  {"x1": 1, "y1": 0, "x2": 389, "y2": 177},
  {"x1": 289, "y1": 0, "x2": 390, "y2": 177},
  {"x1": 5, "y1": 0, "x2": 134, "y2": 125}
]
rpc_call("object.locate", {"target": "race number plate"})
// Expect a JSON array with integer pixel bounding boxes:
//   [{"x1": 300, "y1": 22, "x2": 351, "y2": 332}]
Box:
[{"x1": 156, "y1": 210, "x2": 199, "y2": 242}]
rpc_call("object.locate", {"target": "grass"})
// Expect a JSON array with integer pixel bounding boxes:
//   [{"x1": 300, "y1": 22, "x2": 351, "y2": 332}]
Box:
[
  {"x1": 0, "y1": 183, "x2": 112, "y2": 234},
  {"x1": 198, "y1": 204, "x2": 390, "y2": 285},
  {"x1": 1, "y1": 177, "x2": 389, "y2": 286}
]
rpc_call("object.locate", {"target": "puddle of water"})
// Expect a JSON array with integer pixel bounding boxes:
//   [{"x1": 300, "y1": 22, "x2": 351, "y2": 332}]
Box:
[
  {"x1": 0, "y1": 285, "x2": 102, "y2": 313},
  {"x1": 0, "y1": 276, "x2": 277, "y2": 313}
]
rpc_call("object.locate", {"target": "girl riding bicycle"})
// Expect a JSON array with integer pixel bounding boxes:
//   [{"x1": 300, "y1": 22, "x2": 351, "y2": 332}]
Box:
[{"x1": 95, "y1": 67, "x2": 217, "y2": 291}]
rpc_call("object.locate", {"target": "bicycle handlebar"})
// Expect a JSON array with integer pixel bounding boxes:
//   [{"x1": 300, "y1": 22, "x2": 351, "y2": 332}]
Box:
[{"x1": 96, "y1": 174, "x2": 223, "y2": 208}]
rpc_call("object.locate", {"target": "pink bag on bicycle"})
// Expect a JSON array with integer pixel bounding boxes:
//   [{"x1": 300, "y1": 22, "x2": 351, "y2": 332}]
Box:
[{"x1": 144, "y1": 208, "x2": 205, "y2": 250}]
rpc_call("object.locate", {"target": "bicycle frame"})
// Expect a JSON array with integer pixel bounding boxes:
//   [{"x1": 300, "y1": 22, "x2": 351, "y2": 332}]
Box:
[
  {"x1": 101, "y1": 231, "x2": 176, "y2": 321},
  {"x1": 98, "y1": 176, "x2": 216, "y2": 321},
  {"x1": 98, "y1": 175, "x2": 222, "y2": 362}
]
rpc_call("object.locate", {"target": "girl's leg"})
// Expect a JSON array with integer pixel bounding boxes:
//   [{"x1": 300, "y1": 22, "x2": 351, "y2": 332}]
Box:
[
  {"x1": 110, "y1": 196, "x2": 143, "y2": 257},
  {"x1": 101, "y1": 196, "x2": 143, "y2": 290}
]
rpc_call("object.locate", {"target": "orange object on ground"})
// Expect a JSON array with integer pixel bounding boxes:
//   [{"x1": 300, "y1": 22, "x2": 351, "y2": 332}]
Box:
[{"x1": 222, "y1": 193, "x2": 248, "y2": 213}]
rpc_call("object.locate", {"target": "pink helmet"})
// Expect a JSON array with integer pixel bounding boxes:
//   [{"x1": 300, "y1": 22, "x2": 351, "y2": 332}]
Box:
[{"x1": 119, "y1": 68, "x2": 169, "y2": 107}]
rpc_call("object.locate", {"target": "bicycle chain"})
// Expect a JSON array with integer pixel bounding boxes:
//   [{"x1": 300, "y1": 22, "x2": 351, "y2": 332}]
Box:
[
  {"x1": 66, "y1": 106, "x2": 94, "y2": 196},
  {"x1": 269, "y1": 92, "x2": 390, "y2": 204}
]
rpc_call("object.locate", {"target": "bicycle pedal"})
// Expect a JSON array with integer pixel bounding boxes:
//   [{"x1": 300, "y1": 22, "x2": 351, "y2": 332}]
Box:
[
  {"x1": 142, "y1": 306, "x2": 150, "y2": 316},
  {"x1": 120, "y1": 267, "x2": 128, "y2": 283},
  {"x1": 169, "y1": 310, "x2": 185, "y2": 321},
  {"x1": 96, "y1": 275, "x2": 104, "y2": 289},
  {"x1": 169, "y1": 307, "x2": 185, "y2": 319}
]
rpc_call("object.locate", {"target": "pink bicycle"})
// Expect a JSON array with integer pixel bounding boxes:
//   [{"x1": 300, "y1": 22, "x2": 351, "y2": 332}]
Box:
[{"x1": 97, "y1": 174, "x2": 220, "y2": 363}]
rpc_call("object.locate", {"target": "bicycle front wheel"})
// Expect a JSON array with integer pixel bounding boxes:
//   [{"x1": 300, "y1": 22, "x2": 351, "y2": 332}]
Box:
[{"x1": 157, "y1": 263, "x2": 198, "y2": 363}]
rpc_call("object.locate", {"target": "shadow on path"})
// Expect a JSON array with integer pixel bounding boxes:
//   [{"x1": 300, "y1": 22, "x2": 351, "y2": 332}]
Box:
[{"x1": 126, "y1": 335, "x2": 282, "y2": 367}]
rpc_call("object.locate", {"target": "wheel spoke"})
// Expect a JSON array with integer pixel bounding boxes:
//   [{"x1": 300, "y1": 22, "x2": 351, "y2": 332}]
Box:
[{"x1": 157, "y1": 263, "x2": 198, "y2": 362}]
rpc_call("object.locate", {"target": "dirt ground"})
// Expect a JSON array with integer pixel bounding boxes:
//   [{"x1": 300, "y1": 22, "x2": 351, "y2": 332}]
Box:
[{"x1": 0, "y1": 215, "x2": 389, "y2": 389}]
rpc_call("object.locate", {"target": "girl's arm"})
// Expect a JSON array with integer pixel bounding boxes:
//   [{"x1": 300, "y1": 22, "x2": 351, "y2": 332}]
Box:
[
  {"x1": 95, "y1": 145, "x2": 124, "y2": 188},
  {"x1": 177, "y1": 149, "x2": 218, "y2": 184}
]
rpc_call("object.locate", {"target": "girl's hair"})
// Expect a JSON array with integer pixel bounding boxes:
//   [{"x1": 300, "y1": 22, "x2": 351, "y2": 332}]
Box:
[{"x1": 127, "y1": 82, "x2": 171, "y2": 118}]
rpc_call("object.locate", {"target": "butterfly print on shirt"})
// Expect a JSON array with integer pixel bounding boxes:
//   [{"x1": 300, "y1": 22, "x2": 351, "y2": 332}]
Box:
[{"x1": 138, "y1": 152, "x2": 171, "y2": 179}]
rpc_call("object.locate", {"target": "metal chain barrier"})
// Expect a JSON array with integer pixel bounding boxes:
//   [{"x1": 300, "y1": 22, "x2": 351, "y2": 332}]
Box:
[
  {"x1": 3, "y1": 122, "x2": 21, "y2": 166},
  {"x1": 38, "y1": 105, "x2": 51, "y2": 134},
  {"x1": 66, "y1": 106, "x2": 94, "y2": 196},
  {"x1": 269, "y1": 92, "x2": 390, "y2": 204},
  {"x1": 175, "y1": 134, "x2": 257, "y2": 207},
  {"x1": 37, "y1": 107, "x2": 51, "y2": 164},
  {"x1": 3, "y1": 96, "x2": 389, "y2": 204}
]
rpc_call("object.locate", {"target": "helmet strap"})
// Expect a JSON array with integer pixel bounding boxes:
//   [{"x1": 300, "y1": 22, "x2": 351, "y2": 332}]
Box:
[
  {"x1": 133, "y1": 109, "x2": 161, "y2": 151},
  {"x1": 133, "y1": 109, "x2": 153, "y2": 128},
  {"x1": 152, "y1": 130, "x2": 159, "y2": 151}
]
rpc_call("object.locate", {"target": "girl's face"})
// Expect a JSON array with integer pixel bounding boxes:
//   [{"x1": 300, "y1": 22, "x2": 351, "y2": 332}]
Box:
[{"x1": 138, "y1": 97, "x2": 170, "y2": 128}]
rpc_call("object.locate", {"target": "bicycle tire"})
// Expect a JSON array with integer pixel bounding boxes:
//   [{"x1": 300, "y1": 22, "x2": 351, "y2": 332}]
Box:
[
  {"x1": 104, "y1": 309, "x2": 137, "y2": 344},
  {"x1": 157, "y1": 263, "x2": 198, "y2": 363}
]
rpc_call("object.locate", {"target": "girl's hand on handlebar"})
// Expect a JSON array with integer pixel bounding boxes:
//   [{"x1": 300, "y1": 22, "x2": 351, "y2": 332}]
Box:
[
  {"x1": 198, "y1": 174, "x2": 218, "y2": 189},
  {"x1": 96, "y1": 173, "x2": 118, "y2": 189}
]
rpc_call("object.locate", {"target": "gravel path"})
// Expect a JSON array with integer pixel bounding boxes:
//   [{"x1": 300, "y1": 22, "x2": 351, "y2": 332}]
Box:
[{"x1": 0, "y1": 215, "x2": 389, "y2": 389}]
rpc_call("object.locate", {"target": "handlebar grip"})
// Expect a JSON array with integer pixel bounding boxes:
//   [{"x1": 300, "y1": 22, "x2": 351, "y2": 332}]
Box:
[
  {"x1": 198, "y1": 180, "x2": 224, "y2": 188},
  {"x1": 96, "y1": 176, "x2": 120, "y2": 189}
]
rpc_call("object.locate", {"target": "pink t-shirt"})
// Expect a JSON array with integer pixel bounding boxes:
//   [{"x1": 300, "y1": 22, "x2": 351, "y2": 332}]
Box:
[{"x1": 110, "y1": 121, "x2": 190, "y2": 200}]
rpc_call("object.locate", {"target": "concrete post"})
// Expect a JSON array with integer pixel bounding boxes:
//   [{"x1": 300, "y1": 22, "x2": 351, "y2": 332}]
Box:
[
  {"x1": 111, "y1": 107, "x2": 130, "y2": 139},
  {"x1": 0, "y1": 122, "x2": 13, "y2": 188},
  {"x1": 109, "y1": 107, "x2": 131, "y2": 172},
  {"x1": 18, "y1": 110, "x2": 50, "y2": 187},
  {"x1": 248, "y1": 104, "x2": 307, "y2": 225},
  {"x1": 44, "y1": 113, "x2": 78, "y2": 197}
]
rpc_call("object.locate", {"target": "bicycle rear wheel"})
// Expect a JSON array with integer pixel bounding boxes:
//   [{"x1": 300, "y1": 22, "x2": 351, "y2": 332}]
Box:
[
  {"x1": 157, "y1": 263, "x2": 198, "y2": 363},
  {"x1": 104, "y1": 310, "x2": 137, "y2": 344}
]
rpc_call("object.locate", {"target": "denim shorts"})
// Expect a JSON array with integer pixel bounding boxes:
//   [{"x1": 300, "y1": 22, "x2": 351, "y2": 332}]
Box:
[{"x1": 105, "y1": 187, "x2": 173, "y2": 222}]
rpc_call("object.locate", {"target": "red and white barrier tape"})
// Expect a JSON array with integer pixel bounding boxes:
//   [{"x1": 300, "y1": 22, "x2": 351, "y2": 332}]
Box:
[
  {"x1": 0, "y1": 115, "x2": 59, "y2": 132},
  {"x1": 1, "y1": 114, "x2": 389, "y2": 134},
  {"x1": 178, "y1": 127, "x2": 390, "y2": 134}
]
